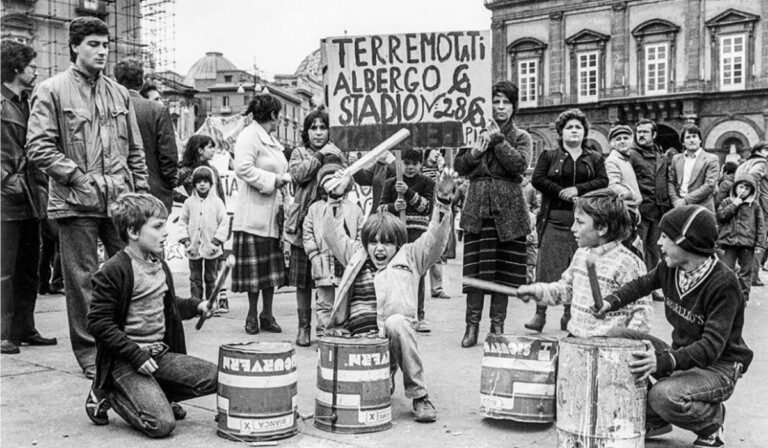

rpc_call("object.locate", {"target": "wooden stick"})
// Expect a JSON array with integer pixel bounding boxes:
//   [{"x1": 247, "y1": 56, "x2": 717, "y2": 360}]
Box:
[
  {"x1": 585, "y1": 257, "x2": 603, "y2": 310},
  {"x1": 394, "y1": 150, "x2": 406, "y2": 223},
  {"x1": 462, "y1": 277, "x2": 518, "y2": 297},
  {"x1": 196, "y1": 255, "x2": 235, "y2": 330}
]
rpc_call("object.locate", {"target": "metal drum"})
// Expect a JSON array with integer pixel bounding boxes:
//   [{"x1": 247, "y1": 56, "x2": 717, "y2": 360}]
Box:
[
  {"x1": 216, "y1": 342, "x2": 298, "y2": 442},
  {"x1": 557, "y1": 337, "x2": 647, "y2": 448},
  {"x1": 314, "y1": 336, "x2": 392, "y2": 433},
  {"x1": 480, "y1": 333, "x2": 559, "y2": 423}
]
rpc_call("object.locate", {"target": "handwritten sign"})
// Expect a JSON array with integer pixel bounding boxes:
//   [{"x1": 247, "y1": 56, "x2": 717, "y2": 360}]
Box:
[{"x1": 323, "y1": 30, "x2": 491, "y2": 151}]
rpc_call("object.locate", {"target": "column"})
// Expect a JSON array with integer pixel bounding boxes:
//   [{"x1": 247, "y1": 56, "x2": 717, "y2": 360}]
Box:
[
  {"x1": 610, "y1": 2, "x2": 629, "y2": 96},
  {"x1": 548, "y1": 11, "x2": 565, "y2": 105}
]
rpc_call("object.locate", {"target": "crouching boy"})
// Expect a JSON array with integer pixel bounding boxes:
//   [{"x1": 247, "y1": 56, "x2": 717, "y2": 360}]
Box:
[
  {"x1": 322, "y1": 169, "x2": 457, "y2": 423},
  {"x1": 595, "y1": 205, "x2": 753, "y2": 447},
  {"x1": 85, "y1": 193, "x2": 217, "y2": 438}
]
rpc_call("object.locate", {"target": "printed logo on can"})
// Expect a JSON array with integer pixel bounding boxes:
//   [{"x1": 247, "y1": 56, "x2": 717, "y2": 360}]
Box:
[{"x1": 359, "y1": 407, "x2": 392, "y2": 424}]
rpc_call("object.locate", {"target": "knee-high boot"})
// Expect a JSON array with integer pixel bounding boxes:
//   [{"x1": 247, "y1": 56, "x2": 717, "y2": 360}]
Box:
[
  {"x1": 489, "y1": 293, "x2": 508, "y2": 335},
  {"x1": 462, "y1": 291, "x2": 484, "y2": 348},
  {"x1": 296, "y1": 288, "x2": 312, "y2": 347}
]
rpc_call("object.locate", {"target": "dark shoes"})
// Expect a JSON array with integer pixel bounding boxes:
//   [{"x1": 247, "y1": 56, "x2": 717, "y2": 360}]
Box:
[
  {"x1": 412, "y1": 396, "x2": 437, "y2": 423},
  {"x1": 295, "y1": 327, "x2": 311, "y2": 347},
  {"x1": 645, "y1": 422, "x2": 672, "y2": 439},
  {"x1": 560, "y1": 312, "x2": 571, "y2": 331},
  {"x1": 11, "y1": 333, "x2": 57, "y2": 346},
  {"x1": 260, "y1": 315, "x2": 282, "y2": 333},
  {"x1": 170, "y1": 402, "x2": 187, "y2": 420},
  {"x1": 85, "y1": 388, "x2": 110, "y2": 426},
  {"x1": 524, "y1": 313, "x2": 546, "y2": 332},
  {"x1": 694, "y1": 426, "x2": 724, "y2": 447},
  {"x1": 752, "y1": 278, "x2": 765, "y2": 287},
  {"x1": 431, "y1": 291, "x2": 451, "y2": 299},
  {"x1": 245, "y1": 316, "x2": 259, "y2": 335},
  {"x1": 1, "y1": 340, "x2": 20, "y2": 354},
  {"x1": 461, "y1": 325, "x2": 478, "y2": 348}
]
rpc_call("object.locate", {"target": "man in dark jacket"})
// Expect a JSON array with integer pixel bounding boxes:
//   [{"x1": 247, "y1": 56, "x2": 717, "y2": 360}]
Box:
[
  {"x1": 1, "y1": 40, "x2": 57, "y2": 354},
  {"x1": 114, "y1": 58, "x2": 178, "y2": 213}
]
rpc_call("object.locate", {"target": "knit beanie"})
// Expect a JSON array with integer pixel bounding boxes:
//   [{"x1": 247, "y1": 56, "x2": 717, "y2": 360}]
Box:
[
  {"x1": 658, "y1": 205, "x2": 717, "y2": 256},
  {"x1": 317, "y1": 162, "x2": 344, "y2": 192}
]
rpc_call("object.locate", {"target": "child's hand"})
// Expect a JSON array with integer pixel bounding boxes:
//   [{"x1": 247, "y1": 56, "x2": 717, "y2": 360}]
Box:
[
  {"x1": 628, "y1": 341, "x2": 657, "y2": 381},
  {"x1": 198, "y1": 301, "x2": 215, "y2": 320},
  {"x1": 516, "y1": 285, "x2": 540, "y2": 303},
  {"x1": 319, "y1": 142, "x2": 343, "y2": 159},
  {"x1": 559, "y1": 187, "x2": 578, "y2": 202},
  {"x1": 591, "y1": 300, "x2": 612, "y2": 319},
  {"x1": 395, "y1": 181, "x2": 408, "y2": 195},
  {"x1": 732, "y1": 197, "x2": 744, "y2": 207},
  {"x1": 328, "y1": 171, "x2": 351, "y2": 196},
  {"x1": 138, "y1": 358, "x2": 158, "y2": 375},
  {"x1": 348, "y1": 152, "x2": 359, "y2": 164},
  {"x1": 436, "y1": 168, "x2": 458, "y2": 201},
  {"x1": 394, "y1": 198, "x2": 407, "y2": 211}
]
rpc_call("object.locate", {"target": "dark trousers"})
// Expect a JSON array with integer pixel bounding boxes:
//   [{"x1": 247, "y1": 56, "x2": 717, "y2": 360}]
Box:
[
  {"x1": 721, "y1": 246, "x2": 755, "y2": 300},
  {"x1": 188, "y1": 258, "x2": 218, "y2": 301},
  {"x1": 39, "y1": 219, "x2": 63, "y2": 291},
  {"x1": 1, "y1": 219, "x2": 41, "y2": 340},
  {"x1": 108, "y1": 350, "x2": 218, "y2": 438},
  {"x1": 58, "y1": 217, "x2": 124, "y2": 371},
  {"x1": 638, "y1": 216, "x2": 662, "y2": 272}
]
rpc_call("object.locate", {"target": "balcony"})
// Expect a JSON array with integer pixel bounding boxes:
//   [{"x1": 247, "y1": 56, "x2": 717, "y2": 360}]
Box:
[{"x1": 76, "y1": 0, "x2": 108, "y2": 18}]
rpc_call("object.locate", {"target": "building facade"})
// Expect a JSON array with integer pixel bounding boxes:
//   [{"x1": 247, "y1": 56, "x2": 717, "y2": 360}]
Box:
[{"x1": 485, "y1": 0, "x2": 768, "y2": 165}]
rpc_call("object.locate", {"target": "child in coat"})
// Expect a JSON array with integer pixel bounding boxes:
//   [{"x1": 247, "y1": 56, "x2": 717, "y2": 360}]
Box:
[
  {"x1": 518, "y1": 189, "x2": 652, "y2": 337},
  {"x1": 302, "y1": 162, "x2": 364, "y2": 337},
  {"x1": 322, "y1": 169, "x2": 457, "y2": 423},
  {"x1": 716, "y1": 173, "x2": 766, "y2": 301},
  {"x1": 178, "y1": 166, "x2": 228, "y2": 303}
]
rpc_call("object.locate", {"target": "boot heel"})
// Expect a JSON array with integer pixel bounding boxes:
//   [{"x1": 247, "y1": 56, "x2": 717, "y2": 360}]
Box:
[{"x1": 461, "y1": 325, "x2": 479, "y2": 348}]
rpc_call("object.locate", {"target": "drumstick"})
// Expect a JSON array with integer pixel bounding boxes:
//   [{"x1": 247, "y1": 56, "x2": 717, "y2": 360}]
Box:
[
  {"x1": 462, "y1": 277, "x2": 518, "y2": 297},
  {"x1": 394, "y1": 150, "x2": 406, "y2": 223},
  {"x1": 196, "y1": 255, "x2": 235, "y2": 331},
  {"x1": 324, "y1": 128, "x2": 411, "y2": 192},
  {"x1": 585, "y1": 256, "x2": 603, "y2": 310}
]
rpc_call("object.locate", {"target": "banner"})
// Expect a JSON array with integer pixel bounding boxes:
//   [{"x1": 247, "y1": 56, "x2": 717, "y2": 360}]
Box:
[{"x1": 323, "y1": 30, "x2": 492, "y2": 151}]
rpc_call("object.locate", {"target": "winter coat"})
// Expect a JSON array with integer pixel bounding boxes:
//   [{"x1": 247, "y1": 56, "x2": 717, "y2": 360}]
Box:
[
  {"x1": 668, "y1": 149, "x2": 719, "y2": 213},
  {"x1": 178, "y1": 167, "x2": 229, "y2": 260},
  {"x1": 303, "y1": 198, "x2": 364, "y2": 286},
  {"x1": 605, "y1": 149, "x2": 642, "y2": 210},
  {"x1": 26, "y1": 64, "x2": 149, "y2": 219},
  {"x1": 628, "y1": 143, "x2": 671, "y2": 221},
  {"x1": 715, "y1": 172, "x2": 735, "y2": 211},
  {"x1": 1, "y1": 85, "x2": 47, "y2": 221},
  {"x1": 716, "y1": 174, "x2": 766, "y2": 250},
  {"x1": 735, "y1": 156, "x2": 768, "y2": 225},
  {"x1": 454, "y1": 119, "x2": 531, "y2": 241},
  {"x1": 232, "y1": 121, "x2": 288, "y2": 238}
]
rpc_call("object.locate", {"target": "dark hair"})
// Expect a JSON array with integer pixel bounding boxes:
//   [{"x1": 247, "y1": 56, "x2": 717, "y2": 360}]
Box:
[
  {"x1": 555, "y1": 108, "x2": 590, "y2": 144},
  {"x1": 191, "y1": 166, "x2": 214, "y2": 186},
  {"x1": 402, "y1": 148, "x2": 423, "y2": 163},
  {"x1": 574, "y1": 189, "x2": 632, "y2": 243},
  {"x1": 245, "y1": 93, "x2": 282, "y2": 124},
  {"x1": 181, "y1": 135, "x2": 215, "y2": 167},
  {"x1": 140, "y1": 82, "x2": 159, "y2": 99},
  {"x1": 69, "y1": 17, "x2": 109, "y2": 63},
  {"x1": 492, "y1": 81, "x2": 519, "y2": 114},
  {"x1": 361, "y1": 212, "x2": 408, "y2": 251},
  {"x1": 635, "y1": 119, "x2": 657, "y2": 136},
  {"x1": 113, "y1": 58, "x2": 143, "y2": 90},
  {"x1": 734, "y1": 178, "x2": 755, "y2": 196},
  {"x1": 750, "y1": 141, "x2": 768, "y2": 156},
  {"x1": 301, "y1": 107, "x2": 329, "y2": 149},
  {"x1": 110, "y1": 193, "x2": 167, "y2": 243},
  {"x1": 679, "y1": 124, "x2": 702, "y2": 144},
  {"x1": 1, "y1": 40, "x2": 37, "y2": 83},
  {"x1": 722, "y1": 161, "x2": 738, "y2": 175}
]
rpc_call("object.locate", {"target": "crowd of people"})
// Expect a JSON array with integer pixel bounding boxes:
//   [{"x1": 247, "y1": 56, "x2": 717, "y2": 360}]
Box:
[{"x1": 1, "y1": 15, "x2": 760, "y2": 448}]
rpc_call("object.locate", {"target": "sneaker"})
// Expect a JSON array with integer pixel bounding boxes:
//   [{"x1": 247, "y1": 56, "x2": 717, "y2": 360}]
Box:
[
  {"x1": 412, "y1": 396, "x2": 437, "y2": 423},
  {"x1": 170, "y1": 402, "x2": 186, "y2": 420},
  {"x1": 217, "y1": 298, "x2": 229, "y2": 314},
  {"x1": 85, "y1": 388, "x2": 109, "y2": 426},
  {"x1": 693, "y1": 426, "x2": 724, "y2": 447},
  {"x1": 645, "y1": 422, "x2": 672, "y2": 439},
  {"x1": 415, "y1": 320, "x2": 431, "y2": 333}
]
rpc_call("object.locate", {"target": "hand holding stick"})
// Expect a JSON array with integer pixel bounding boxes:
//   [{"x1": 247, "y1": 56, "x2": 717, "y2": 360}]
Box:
[{"x1": 196, "y1": 255, "x2": 235, "y2": 330}]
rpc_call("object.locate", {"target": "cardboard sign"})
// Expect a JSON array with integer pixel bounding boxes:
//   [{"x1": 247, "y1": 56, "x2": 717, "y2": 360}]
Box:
[{"x1": 323, "y1": 30, "x2": 491, "y2": 151}]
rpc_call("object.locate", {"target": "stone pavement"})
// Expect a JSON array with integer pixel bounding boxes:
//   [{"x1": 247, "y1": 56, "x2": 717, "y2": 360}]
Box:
[{"x1": 2, "y1": 249, "x2": 766, "y2": 448}]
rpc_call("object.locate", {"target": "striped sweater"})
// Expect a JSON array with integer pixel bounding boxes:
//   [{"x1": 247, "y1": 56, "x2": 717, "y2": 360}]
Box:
[
  {"x1": 379, "y1": 173, "x2": 434, "y2": 235},
  {"x1": 528, "y1": 241, "x2": 652, "y2": 337}
]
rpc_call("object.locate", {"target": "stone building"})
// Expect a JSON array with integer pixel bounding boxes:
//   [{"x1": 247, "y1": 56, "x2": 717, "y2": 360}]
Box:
[{"x1": 485, "y1": 0, "x2": 768, "y2": 165}]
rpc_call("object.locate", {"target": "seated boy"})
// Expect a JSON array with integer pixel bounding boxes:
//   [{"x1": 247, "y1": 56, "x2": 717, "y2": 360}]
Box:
[
  {"x1": 595, "y1": 205, "x2": 753, "y2": 447},
  {"x1": 85, "y1": 193, "x2": 217, "y2": 438},
  {"x1": 321, "y1": 169, "x2": 457, "y2": 423},
  {"x1": 518, "y1": 189, "x2": 651, "y2": 337}
]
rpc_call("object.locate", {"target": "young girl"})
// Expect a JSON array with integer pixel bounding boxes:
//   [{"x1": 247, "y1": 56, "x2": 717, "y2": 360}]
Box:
[
  {"x1": 175, "y1": 135, "x2": 225, "y2": 204},
  {"x1": 177, "y1": 166, "x2": 228, "y2": 303}
]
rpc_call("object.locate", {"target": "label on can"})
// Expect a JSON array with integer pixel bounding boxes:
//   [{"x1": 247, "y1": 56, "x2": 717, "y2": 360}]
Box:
[
  {"x1": 232, "y1": 412, "x2": 295, "y2": 433},
  {"x1": 358, "y1": 407, "x2": 392, "y2": 424}
]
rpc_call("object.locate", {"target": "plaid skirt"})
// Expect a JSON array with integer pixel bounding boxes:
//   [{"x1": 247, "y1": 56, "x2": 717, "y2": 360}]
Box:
[
  {"x1": 287, "y1": 244, "x2": 314, "y2": 290},
  {"x1": 231, "y1": 232, "x2": 286, "y2": 293},
  {"x1": 463, "y1": 218, "x2": 527, "y2": 293}
]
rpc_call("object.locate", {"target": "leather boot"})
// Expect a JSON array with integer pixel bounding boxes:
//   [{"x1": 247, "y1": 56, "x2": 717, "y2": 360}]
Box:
[
  {"x1": 296, "y1": 308, "x2": 311, "y2": 347},
  {"x1": 461, "y1": 292, "x2": 484, "y2": 348},
  {"x1": 561, "y1": 305, "x2": 572, "y2": 331},
  {"x1": 489, "y1": 293, "x2": 508, "y2": 335},
  {"x1": 525, "y1": 305, "x2": 547, "y2": 332}
]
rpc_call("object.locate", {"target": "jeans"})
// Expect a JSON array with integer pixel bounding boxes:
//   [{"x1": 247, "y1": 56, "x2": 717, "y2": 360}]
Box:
[
  {"x1": 606, "y1": 327, "x2": 739, "y2": 436},
  {"x1": 107, "y1": 349, "x2": 218, "y2": 438},
  {"x1": 385, "y1": 314, "x2": 427, "y2": 399},
  {"x1": 1, "y1": 219, "x2": 41, "y2": 340},
  {"x1": 721, "y1": 245, "x2": 754, "y2": 300},
  {"x1": 58, "y1": 217, "x2": 124, "y2": 371},
  {"x1": 638, "y1": 217, "x2": 662, "y2": 272},
  {"x1": 188, "y1": 258, "x2": 218, "y2": 301}
]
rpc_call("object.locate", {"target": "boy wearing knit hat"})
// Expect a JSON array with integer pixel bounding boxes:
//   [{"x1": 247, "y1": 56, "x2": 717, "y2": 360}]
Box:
[{"x1": 596, "y1": 205, "x2": 753, "y2": 447}]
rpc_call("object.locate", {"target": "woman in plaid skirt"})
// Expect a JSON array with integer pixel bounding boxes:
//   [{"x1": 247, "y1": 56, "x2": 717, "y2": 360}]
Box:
[{"x1": 232, "y1": 93, "x2": 292, "y2": 335}]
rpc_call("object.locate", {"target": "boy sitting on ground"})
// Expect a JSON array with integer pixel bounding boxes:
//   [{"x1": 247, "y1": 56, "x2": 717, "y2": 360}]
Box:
[
  {"x1": 518, "y1": 189, "x2": 652, "y2": 337},
  {"x1": 85, "y1": 193, "x2": 217, "y2": 438}
]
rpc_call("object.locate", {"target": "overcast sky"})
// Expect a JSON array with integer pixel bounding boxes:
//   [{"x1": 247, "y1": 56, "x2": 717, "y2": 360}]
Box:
[{"x1": 175, "y1": 0, "x2": 491, "y2": 78}]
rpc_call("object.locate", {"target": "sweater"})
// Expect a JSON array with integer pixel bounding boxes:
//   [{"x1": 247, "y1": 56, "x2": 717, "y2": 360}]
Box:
[
  {"x1": 528, "y1": 241, "x2": 651, "y2": 337},
  {"x1": 605, "y1": 258, "x2": 753, "y2": 376},
  {"x1": 178, "y1": 190, "x2": 228, "y2": 260},
  {"x1": 379, "y1": 173, "x2": 434, "y2": 235}
]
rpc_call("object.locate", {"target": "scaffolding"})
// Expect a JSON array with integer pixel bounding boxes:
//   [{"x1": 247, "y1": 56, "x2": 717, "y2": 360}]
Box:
[{"x1": 139, "y1": 0, "x2": 174, "y2": 72}]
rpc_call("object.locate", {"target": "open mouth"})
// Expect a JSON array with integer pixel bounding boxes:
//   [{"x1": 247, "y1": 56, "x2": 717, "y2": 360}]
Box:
[{"x1": 374, "y1": 254, "x2": 388, "y2": 263}]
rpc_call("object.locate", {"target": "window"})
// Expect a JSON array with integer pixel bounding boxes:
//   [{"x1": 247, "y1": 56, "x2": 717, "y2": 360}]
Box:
[
  {"x1": 518, "y1": 59, "x2": 537, "y2": 107},
  {"x1": 577, "y1": 52, "x2": 599, "y2": 102},
  {"x1": 205, "y1": 99, "x2": 212, "y2": 111},
  {"x1": 222, "y1": 96, "x2": 230, "y2": 107},
  {"x1": 224, "y1": 75, "x2": 232, "y2": 83},
  {"x1": 243, "y1": 95, "x2": 250, "y2": 105},
  {"x1": 645, "y1": 43, "x2": 668, "y2": 94},
  {"x1": 720, "y1": 34, "x2": 745, "y2": 90}
]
